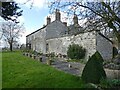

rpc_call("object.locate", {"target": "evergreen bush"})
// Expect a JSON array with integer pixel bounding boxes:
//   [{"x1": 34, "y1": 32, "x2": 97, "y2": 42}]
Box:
[
  {"x1": 67, "y1": 44, "x2": 86, "y2": 59},
  {"x1": 81, "y1": 51, "x2": 106, "y2": 84}
]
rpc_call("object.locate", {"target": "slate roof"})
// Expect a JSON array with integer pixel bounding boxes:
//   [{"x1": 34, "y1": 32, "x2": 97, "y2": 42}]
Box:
[
  {"x1": 26, "y1": 25, "x2": 47, "y2": 37},
  {"x1": 68, "y1": 24, "x2": 84, "y2": 35}
]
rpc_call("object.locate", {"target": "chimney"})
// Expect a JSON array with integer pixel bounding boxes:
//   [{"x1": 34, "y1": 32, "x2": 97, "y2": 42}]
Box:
[
  {"x1": 73, "y1": 14, "x2": 78, "y2": 25},
  {"x1": 47, "y1": 16, "x2": 51, "y2": 25},
  {"x1": 55, "y1": 9, "x2": 61, "y2": 21},
  {"x1": 63, "y1": 22, "x2": 67, "y2": 26}
]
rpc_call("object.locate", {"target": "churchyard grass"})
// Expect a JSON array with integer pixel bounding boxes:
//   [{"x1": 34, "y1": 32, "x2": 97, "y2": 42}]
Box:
[
  {"x1": 67, "y1": 59, "x2": 87, "y2": 64},
  {"x1": 2, "y1": 51, "x2": 93, "y2": 88}
]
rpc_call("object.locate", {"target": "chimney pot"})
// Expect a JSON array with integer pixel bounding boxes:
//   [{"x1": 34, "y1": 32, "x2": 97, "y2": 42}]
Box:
[
  {"x1": 55, "y1": 9, "x2": 61, "y2": 21},
  {"x1": 47, "y1": 16, "x2": 51, "y2": 25},
  {"x1": 73, "y1": 14, "x2": 78, "y2": 25}
]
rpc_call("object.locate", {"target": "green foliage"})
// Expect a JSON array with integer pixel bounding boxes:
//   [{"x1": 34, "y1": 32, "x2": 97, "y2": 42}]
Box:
[
  {"x1": 2, "y1": 51, "x2": 118, "y2": 88},
  {"x1": 110, "y1": 79, "x2": 120, "y2": 87},
  {"x1": 81, "y1": 51, "x2": 106, "y2": 84},
  {"x1": 67, "y1": 44, "x2": 86, "y2": 59},
  {"x1": 37, "y1": 52, "x2": 43, "y2": 56},
  {"x1": 100, "y1": 79, "x2": 120, "y2": 88},
  {"x1": 67, "y1": 59, "x2": 86, "y2": 64},
  {"x1": 49, "y1": 52, "x2": 55, "y2": 58},
  {"x1": 29, "y1": 50, "x2": 34, "y2": 53},
  {"x1": 1, "y1": 2, "x2": 23, "y2": 22},
  {"x1": 32, "y1": 50, "x2": 38, "y2": 55}
]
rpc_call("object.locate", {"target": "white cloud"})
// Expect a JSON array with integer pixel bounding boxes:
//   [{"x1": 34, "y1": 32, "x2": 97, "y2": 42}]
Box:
[
  {"x1": 0, "y1": 17, "x2": 4, "y2": 22},
  {"x1": 32, "y1": 0, "x2": 47, "y2": 9},
  {"x1": 19, "y1": 27, "x2": 35, "y2": 44},
  {"x1": 15, "y1": 0, "x2": 48, "y2": 9},
  {"x1": 19, "y1": 33, "x2": 26, "y2": 44},
  {"x1": 18, "y1": 16, "x2": 25, "y2": 24},
  {"x1": 43, "y1": 13, "x2": 55, "y2": 25}
]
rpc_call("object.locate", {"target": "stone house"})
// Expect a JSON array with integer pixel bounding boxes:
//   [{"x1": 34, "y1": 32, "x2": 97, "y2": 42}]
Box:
[{"x1": 26, "y1": 9, "x2": 113, "y2": 60}]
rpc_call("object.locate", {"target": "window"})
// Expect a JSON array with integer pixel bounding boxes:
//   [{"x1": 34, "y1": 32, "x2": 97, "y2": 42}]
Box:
[
  {"x1": 27, "y1": 43, "x2": 31, "y2": 50},
  {"x1": 46, "y1": 43, "x2": 49, "y2": 52}
]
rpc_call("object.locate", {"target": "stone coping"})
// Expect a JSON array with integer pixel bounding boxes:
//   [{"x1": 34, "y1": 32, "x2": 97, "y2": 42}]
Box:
[{"x1": 105, "y1": 69, "x2": 120, "y2": 79}]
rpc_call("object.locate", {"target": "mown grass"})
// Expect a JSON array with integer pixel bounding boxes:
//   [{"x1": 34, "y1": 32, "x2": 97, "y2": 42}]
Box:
[{"x1": 2, "y1": 51, "x2": 93, "y2": 88}]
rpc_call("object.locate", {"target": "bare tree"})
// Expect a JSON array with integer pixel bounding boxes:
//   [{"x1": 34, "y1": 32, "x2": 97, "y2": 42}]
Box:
[{"x1": 2, "y1": 21, "x2": 25, "y2": 51}]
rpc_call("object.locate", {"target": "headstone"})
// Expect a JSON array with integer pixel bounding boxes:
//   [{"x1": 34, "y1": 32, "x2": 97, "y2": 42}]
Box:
[
  {"x1": 42, "y1": 55, "x2": 46, "y2": 62},
  {"x1": 32, "y1": 54, "x2": 35, "y2": 59},
  {"x1": 34, "y1": 55, "x2": 36, "y2": 59},
  {"x1": 68, "y1": 64, "x2": 72, "y2": 68},
  {"x1": 38, "y1": 56, "x2": 42, "y2": 62},
  {"x1": 47, "y1": 58, "x2": 52, "y2": 65}
]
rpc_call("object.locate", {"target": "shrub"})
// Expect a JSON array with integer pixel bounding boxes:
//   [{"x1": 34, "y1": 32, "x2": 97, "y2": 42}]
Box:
[
  {"x1": 67, "y1": 44, "x2": 86, "y2": 59},
  {"x1": 81, "y1": 51, "x2": 106, "y2": 84},
  {"x1": 100, "y1": 79, "x2": 120, "y2": 88},
  {"x1": 31, "y1": 50, "x2": 38, "y2": 55},
  {"x1": 49, "y1": 52, "x2": 55, "y2": 58}
]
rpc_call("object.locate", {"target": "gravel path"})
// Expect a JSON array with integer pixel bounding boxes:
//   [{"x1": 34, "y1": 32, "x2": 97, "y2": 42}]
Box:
[{"x1": 41, "y1": 56, "x2": 85, "y2": 76}]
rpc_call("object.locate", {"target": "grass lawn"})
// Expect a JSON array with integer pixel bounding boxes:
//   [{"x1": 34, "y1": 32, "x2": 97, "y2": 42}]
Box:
[{"x1": 2, "y1": 51, "x2": 93, "y2": 88}]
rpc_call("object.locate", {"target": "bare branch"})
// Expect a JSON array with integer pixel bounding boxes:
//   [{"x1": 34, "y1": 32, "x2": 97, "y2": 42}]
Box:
[{"x1": 2, "y1": 21, "x2": 25, "y2": 51}]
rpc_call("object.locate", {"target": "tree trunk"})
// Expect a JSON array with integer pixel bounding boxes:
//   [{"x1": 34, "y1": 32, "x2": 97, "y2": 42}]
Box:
[
  {"x1": 108, "y1": 22, "x2": 120, "y2": 50},
  {"x1": 10, "y1": 43, "x2": 13, "y2": 51},
  {"x1": 117, "y1": 37, "x2": 120, "y2": 50},
  {"x1": 118, "y1": 43, "x2": 120, "y2": 50}
]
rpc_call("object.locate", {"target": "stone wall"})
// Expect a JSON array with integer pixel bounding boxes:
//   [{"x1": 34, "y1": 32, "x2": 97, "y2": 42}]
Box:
[
  {"x1": 105, "y1": 69, "x2": 120, "y2": 79},
  {"x1": 46, "y1": 20, "x2": 68, "y2": 39},
  {"x1": 46, "y1": 31, "x2": 96, "y2": 60},
  {"x1": 27, "y1": 29, "x2": 113, "y2": 60},
  {"x1": 27, "y1": 27, "x2": 47, "y2": 53},
  {"x1": 96, "y1": 33, "x2": 113, "y2": 60}
]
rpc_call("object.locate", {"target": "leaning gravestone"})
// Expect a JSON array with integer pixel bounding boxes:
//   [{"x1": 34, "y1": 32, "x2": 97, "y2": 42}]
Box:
[{"x1": 81, "y1": 51, "x2": 106, "y2": 84}]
